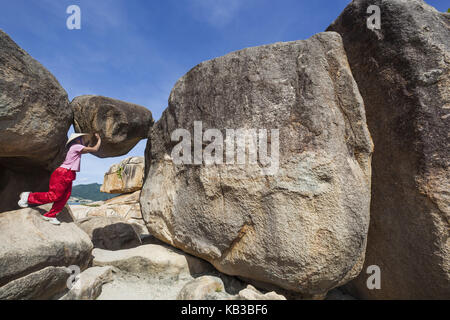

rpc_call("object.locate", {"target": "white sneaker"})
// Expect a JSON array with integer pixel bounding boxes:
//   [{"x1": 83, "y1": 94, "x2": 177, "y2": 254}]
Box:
[
  {"x1": 18, "y1": 192, "x2": 31, "y2": 208},
  {"x1": 47, "y1": 217, "x2": 61, "y2": 225}
]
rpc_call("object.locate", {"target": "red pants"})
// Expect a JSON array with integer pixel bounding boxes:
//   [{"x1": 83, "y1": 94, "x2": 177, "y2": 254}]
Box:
[{"x1": 28, "y1": 167, "x2": 76, "y2": 218}]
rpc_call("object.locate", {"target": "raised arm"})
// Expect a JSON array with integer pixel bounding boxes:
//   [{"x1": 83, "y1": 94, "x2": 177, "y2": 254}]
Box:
[{"x1": 81, "y1": 133, "x2": 101, "y2": 154}]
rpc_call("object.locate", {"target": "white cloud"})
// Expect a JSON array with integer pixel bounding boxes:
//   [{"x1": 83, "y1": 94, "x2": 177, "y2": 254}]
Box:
[
  {"x1": 189, "y1": 0, "x2": 245, "y2": 27},
  {"x1": 74, "y1": 177, "x2": 90, "y2": 184}
]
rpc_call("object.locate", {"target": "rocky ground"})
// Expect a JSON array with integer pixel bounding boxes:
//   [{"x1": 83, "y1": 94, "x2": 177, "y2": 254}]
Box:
[
  {"x1": 59, "y1": 240, "x2": 288, "y2": 300},
  {"x1": 59, "y1": 239, "x2": 351, "y2": 300}
]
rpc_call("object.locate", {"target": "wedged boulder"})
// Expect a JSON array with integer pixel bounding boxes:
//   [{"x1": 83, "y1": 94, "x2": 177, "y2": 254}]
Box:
[
  {"x1": 328, "y1": 0, "x2": 450, "y2": 299},
  {"x1": 141, "y1": 32, "x2": 373, "y2": 297},
  {"x1": 0, "y1": 30, "x2": 72, "y2": 212},
  {"x1": 92, "y1": 244, "x2": 214, "y2": 278},
  {"x1": 101, "y1": 157, "x2": 145, "y2": 194},
  {"x1": 0, "y1": 206, "x2": 93, "y2": 299},
  {"x1": 70, "y1": 190, "x2": 147, "y2": 233},
  {"x1": 71, "y1": 95, "x2": 153, "y2": 158},
  {"x1": 76, "y1": 216, "x2": 142, "y2": 250}
]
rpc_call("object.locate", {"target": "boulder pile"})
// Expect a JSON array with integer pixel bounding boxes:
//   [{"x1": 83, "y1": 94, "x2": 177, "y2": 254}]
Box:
[{"x1": 0, "y1": 205, "x2": 92, "y2": 299}]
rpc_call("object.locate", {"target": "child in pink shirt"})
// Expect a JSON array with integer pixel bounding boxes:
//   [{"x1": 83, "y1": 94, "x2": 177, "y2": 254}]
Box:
[{"x1": 18, "y1": 133, "x2": 102, "y2": 225}]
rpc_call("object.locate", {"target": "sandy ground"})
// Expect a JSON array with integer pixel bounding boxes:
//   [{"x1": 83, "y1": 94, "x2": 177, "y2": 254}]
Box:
[{"x1": 97, "y1": 272, "x2": 193, "y2": 300}]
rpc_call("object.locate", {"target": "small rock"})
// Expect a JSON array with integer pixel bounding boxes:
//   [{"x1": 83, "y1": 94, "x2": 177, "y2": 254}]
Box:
[
  {"x1": 76, "y1": 216, "x2": 142, "y2": 250},
  {"x1": 0, "y1": 267, "x2": 70, "y2": 300},
  {"x1": 60, "y1": 266, "x2": 116, "y2": 300},
  {"x1": 237, "y1": 285, "x2": 286, "y2": 300},
  {"x1": 177, "y1": 276, "x2": 226, "y2": 300}
]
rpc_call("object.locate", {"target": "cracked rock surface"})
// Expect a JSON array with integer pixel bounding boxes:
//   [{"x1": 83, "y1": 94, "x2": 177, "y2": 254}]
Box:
[{"x1": 140, "y1": 32, "x2": 373, "y2": 297}]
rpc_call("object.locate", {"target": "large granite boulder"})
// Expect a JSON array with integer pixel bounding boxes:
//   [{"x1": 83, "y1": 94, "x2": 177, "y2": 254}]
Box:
[
  {"x1": 71, "y1": 95, "x2": 153, "y2": 158},
  {"x1": 328, "y1": 0, "x2": 450, "y2": 299},
  {"x1": 0, "y1": 29, "x2": 72, "y2": 212},
  {"x1": 0, "y1": 206, "x2": 93, "y2": 299},
  {"x1": 101, "y1": 157, "x2": 145, "y2": 194},
  {"x1": 140, "y1": 32, "x2": 373, "y2": 297}
]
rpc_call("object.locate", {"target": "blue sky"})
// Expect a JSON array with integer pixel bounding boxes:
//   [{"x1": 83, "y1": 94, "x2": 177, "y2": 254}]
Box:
[{"x1": 1, "y1": 0, "x2": 448, "y2": 185}]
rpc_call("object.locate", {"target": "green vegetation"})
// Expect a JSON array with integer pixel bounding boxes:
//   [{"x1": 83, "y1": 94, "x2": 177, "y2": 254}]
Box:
[{"x1": 116, "y1": 166, "x2": 124, "y2": 180}]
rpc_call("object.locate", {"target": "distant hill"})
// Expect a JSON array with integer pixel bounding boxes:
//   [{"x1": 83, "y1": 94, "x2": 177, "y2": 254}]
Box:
[{"x1": 71, "y1": 183, "x2": 117, "y2": 201}]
